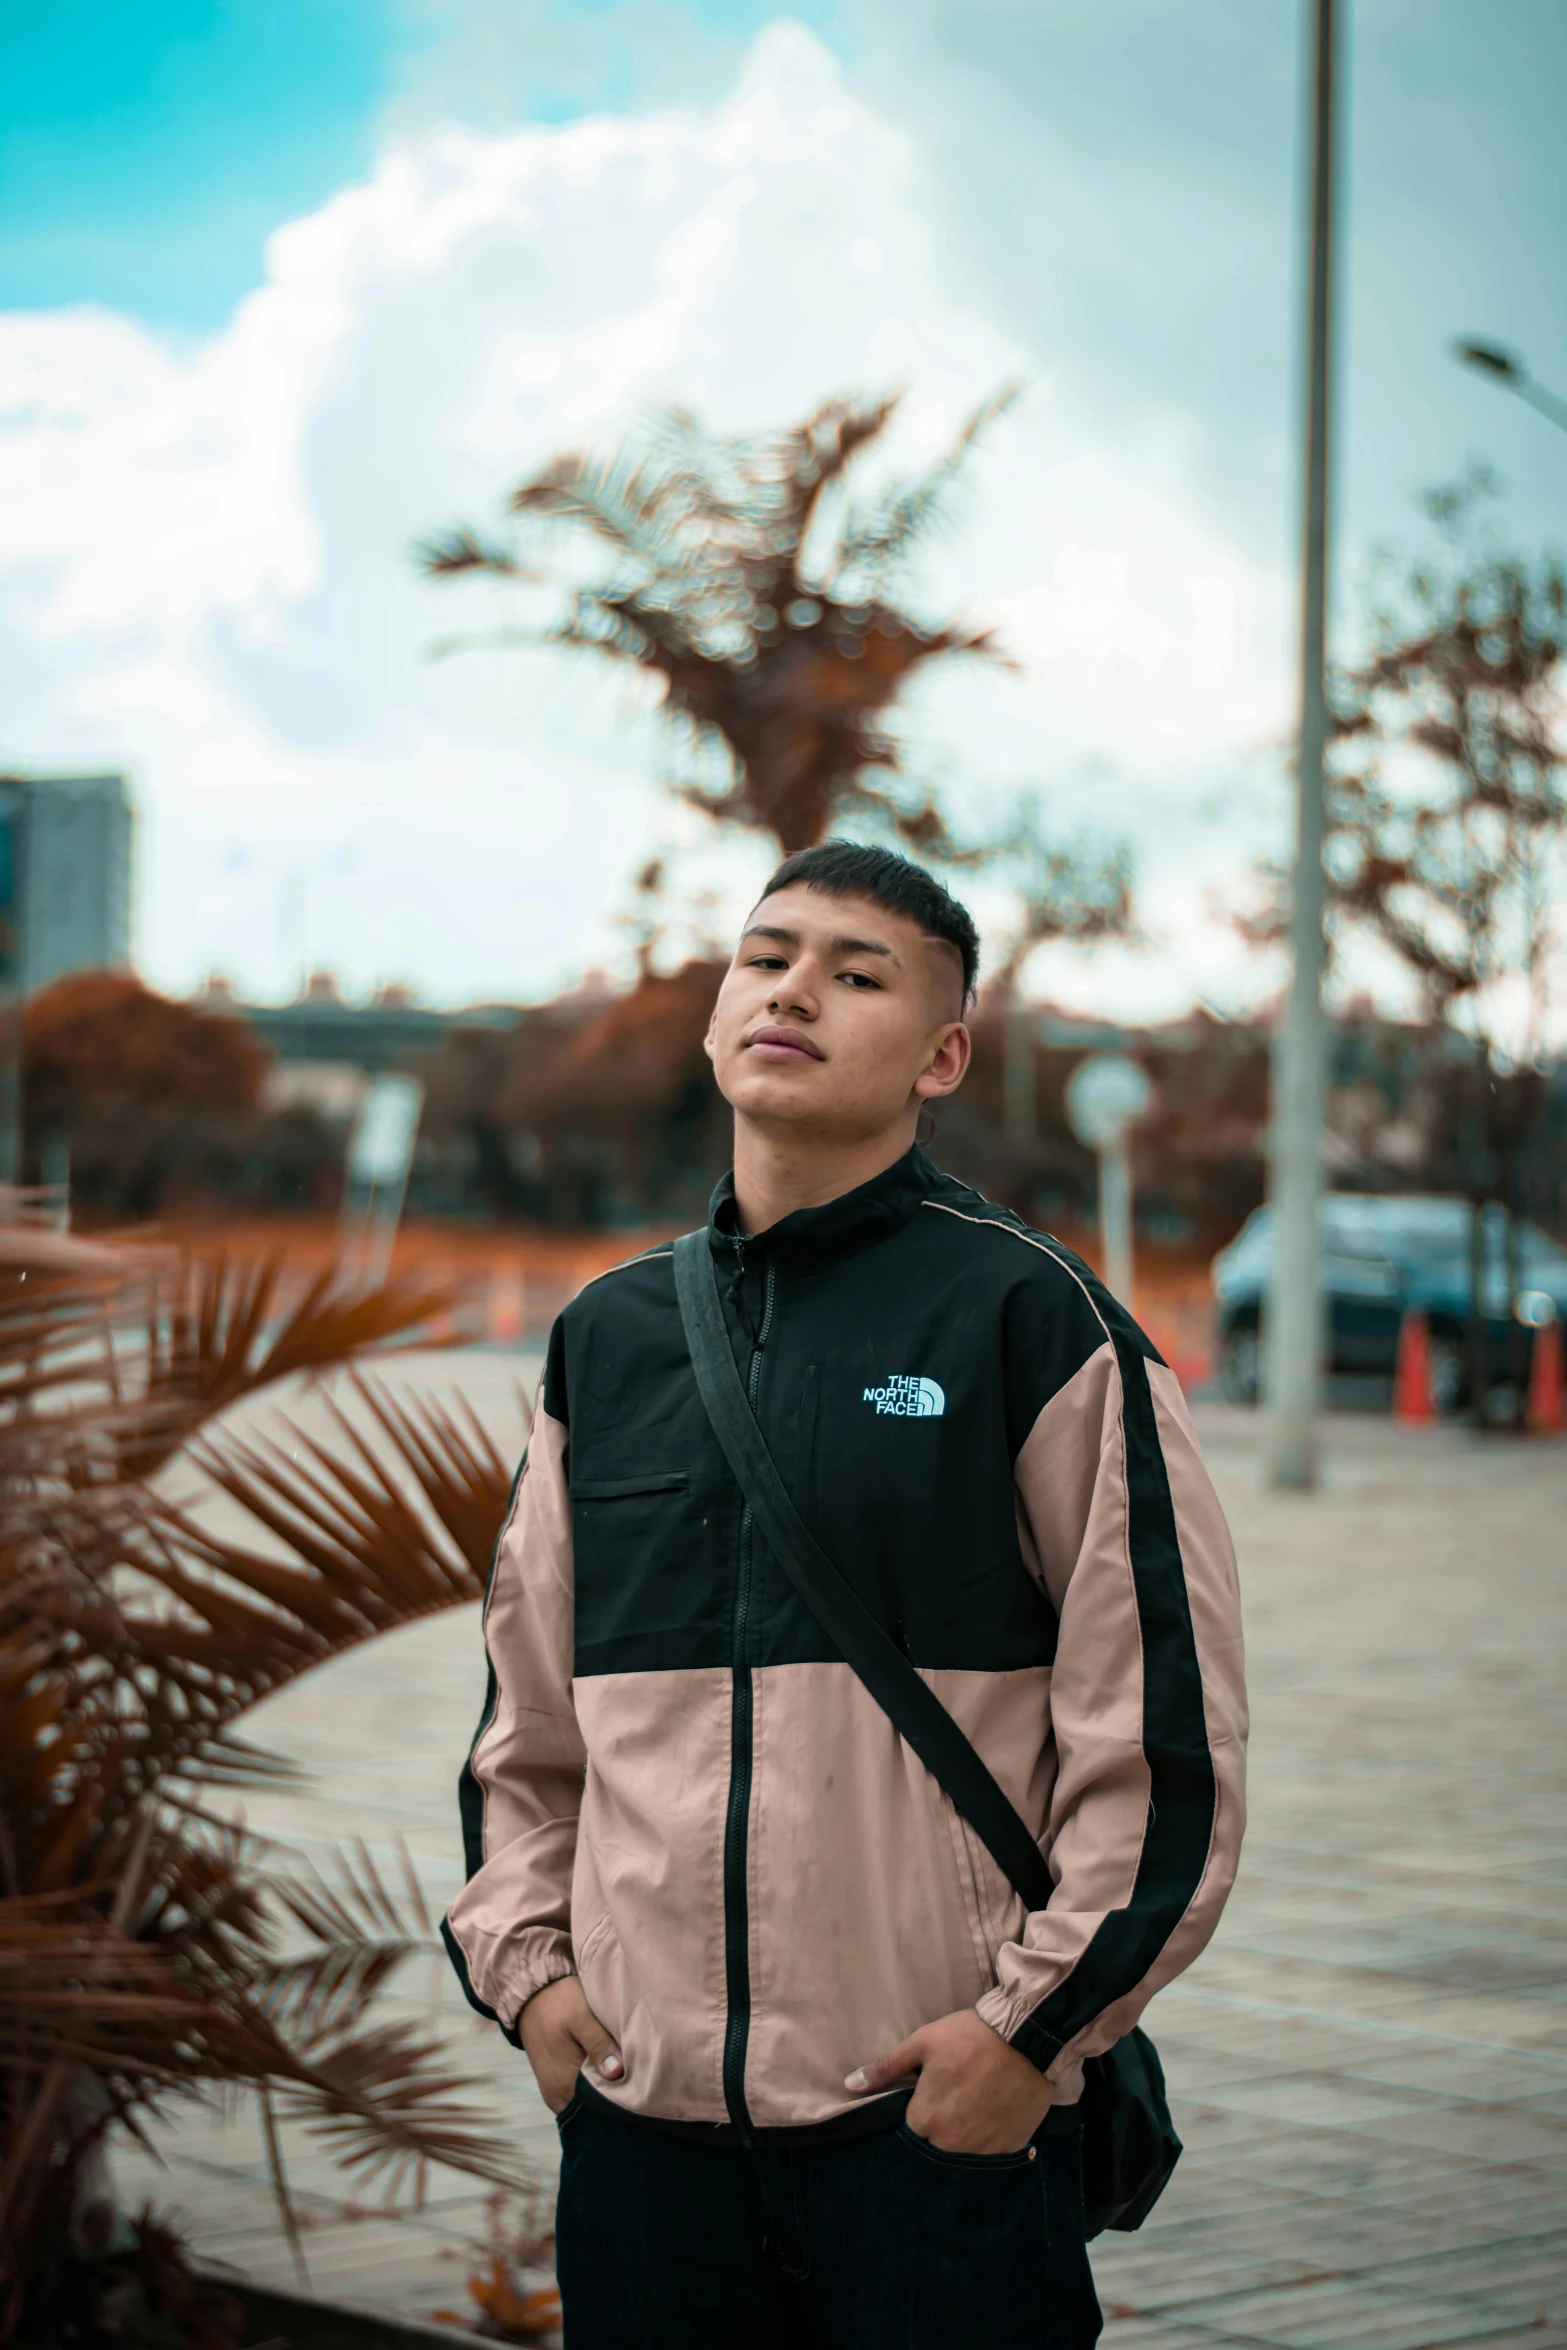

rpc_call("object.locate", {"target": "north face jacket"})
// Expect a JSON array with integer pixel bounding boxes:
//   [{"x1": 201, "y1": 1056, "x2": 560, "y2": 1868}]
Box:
[{"x1": 444, "y1": 1146, "x2": 1247, "y2": 2138}]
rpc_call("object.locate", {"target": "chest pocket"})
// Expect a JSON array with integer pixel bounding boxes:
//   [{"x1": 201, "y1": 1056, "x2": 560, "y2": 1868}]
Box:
[
  {"x1": 571, "y1": 1473, "x2": 690, "y2": 1501},
  {"x1": 569, "y1": 1469, "x2": 735, "y2": 1677}
]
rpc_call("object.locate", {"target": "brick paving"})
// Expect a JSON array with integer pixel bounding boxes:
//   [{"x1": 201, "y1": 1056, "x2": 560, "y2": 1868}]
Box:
[
  {"x1": 113, "y1": 1366, "x2": 1567, "y2": 2346},
  {"x1": 1090, "y1": 1405, "x2": 1567, "y2": 2350}
]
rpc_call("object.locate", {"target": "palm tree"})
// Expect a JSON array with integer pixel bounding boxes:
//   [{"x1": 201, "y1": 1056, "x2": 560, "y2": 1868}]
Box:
[
  {"x1": 421, "y1": 389, "x2": 1020, "y2": 856},
  {"x1": 1, "y1": 1227, "x2": 527, "y2": 2346}
]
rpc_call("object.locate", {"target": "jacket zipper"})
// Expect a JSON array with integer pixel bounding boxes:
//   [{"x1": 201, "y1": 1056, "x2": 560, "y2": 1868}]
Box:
[{"x1": 721, "y1": 1243, "x2": 774, "y2": 2137}]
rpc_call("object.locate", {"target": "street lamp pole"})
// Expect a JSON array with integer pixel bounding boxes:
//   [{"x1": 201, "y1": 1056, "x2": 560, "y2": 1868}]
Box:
[{"x1": 1266, "y1": 0, "x2": 1340, "y2": 1491}]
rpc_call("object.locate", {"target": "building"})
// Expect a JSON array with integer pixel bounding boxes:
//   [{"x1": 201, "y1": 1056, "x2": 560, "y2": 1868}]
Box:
[{"x1": 0, "y1": 773, "x2": 134, "y2": 992}]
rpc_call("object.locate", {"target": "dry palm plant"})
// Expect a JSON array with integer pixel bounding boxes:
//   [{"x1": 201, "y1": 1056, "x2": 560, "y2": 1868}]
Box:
[
  {"x1": 423, "y1": 387, "x2": 1137, "y2": 986},
  {"x1": 421, "y1": 388, "x2": 1022, "y2": 858},
  {"x1": 0, "y1": 1232, "x2": 526, "y2": 2347}
]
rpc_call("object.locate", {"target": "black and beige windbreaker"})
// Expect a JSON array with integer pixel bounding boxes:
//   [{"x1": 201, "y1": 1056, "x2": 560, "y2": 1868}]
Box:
[{"x1": 444, "y1": 1146, "x2": 1247, "y2": 2138}]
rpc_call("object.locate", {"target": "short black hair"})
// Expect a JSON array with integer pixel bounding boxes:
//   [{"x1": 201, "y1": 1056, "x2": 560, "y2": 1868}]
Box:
[{"x1": 757, "y1": 840, "x2": 980, "y2": 1008}]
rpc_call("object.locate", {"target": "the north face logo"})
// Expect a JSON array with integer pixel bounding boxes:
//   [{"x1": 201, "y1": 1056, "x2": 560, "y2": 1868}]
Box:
[{"x1": 862, "y1": 1375, "x2": 945, "y2": 1418}]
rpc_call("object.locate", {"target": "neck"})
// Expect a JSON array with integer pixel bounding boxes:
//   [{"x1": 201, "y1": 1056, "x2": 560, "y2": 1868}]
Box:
[{"x1": 730, "y1": 1115, "x2": 918, "y2": 1236}]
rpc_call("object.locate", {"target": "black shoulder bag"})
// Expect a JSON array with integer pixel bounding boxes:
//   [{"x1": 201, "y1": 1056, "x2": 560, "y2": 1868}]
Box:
[{"x1": 673, "y1": 1229, "x2": 1180, "y2": 2237}]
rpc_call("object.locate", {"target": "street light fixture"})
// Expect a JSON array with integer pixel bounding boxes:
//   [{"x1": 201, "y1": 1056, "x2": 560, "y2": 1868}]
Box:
[{"x1": 1453, "y1": 340, "x2": 1567, "y2": 438}]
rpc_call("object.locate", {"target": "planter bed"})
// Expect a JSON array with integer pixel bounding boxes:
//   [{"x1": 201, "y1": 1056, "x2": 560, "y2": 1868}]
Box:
[{"x1": 216, "y1": 2275, "x2": 497, "y2": 2350}]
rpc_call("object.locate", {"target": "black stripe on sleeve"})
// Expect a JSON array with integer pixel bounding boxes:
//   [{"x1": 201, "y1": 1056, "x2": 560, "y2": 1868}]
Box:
[
  {"x1": 447, "y1": 1318, "x2": 574, "y2": 2032},
  {"x1": 445, "y1": 1447, "x2": 533, "y2": 2047},
  {"x1": 454, "y1": 1450, "x2": 530, "y2": 1883},
  {"x1": 454, "y1": 1316, "x2": 569, "y2": 1881},
  {"x1": 440, "y1": 1914, "x2": 524, "y2": 2048},
  {"x1": 1008, "y1": 1331, "x2": 1217, "y2": 2069}
]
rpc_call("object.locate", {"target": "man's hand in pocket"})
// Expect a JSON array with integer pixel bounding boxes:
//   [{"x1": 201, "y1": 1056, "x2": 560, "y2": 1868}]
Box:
[
  {"x1": 519, "y1": 1976, "x2": 623, "y2": 2113},
  {"x1": 846, "y1": 2009, "x2": 1052, "y2": 2154}
]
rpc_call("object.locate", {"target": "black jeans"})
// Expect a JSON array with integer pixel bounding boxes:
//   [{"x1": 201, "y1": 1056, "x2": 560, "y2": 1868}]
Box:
[{"x1": 554, "y1": 2090, "x2": 1103, "y2": 2350}]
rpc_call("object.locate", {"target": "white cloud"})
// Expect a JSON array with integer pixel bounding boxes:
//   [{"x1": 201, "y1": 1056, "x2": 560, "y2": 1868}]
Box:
[{"x1": 0, "y1": 22, "x2": 1290, "y2": 1011}]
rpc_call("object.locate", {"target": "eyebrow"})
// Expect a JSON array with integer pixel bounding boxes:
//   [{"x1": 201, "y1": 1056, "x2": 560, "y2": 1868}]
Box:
[{"x1": 741, "y1": 922, "x2": 902, "y2": 966}]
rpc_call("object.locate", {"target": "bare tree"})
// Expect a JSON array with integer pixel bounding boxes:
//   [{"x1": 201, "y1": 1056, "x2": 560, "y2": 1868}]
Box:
[
  {"x1": 1319, "y1": 477, "x2": 1566, "y2": 1415},
  {"x1": 991, "y1": 818, "x2": 1135, "y2": 1141},
  {"x1": 1329, "y1": 481, "x2": 1564, "y2": 1032}
]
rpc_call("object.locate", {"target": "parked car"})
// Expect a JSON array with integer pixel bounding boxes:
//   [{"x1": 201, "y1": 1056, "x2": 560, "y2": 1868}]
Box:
[{"x1": 1210, "y1": 1194, "x2": 1567, "y2": 1409}]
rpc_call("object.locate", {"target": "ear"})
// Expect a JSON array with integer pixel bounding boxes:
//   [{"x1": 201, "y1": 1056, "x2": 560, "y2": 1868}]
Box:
[
  {"x1": 913, "y1": 1021, "x2": 971, "y2": 1102},
  {"x1": 703, "y1": 1005, "x2": 719, "y2": 1064}
]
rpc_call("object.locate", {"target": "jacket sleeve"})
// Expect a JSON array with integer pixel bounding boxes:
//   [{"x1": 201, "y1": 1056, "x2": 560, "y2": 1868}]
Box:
[
  {"x1": 974, "y1": 1285, "x2": 1247, "y2": 2088},
  {"x1": 443, "y1": 1363, "x2": 583, "y2": 2033}
]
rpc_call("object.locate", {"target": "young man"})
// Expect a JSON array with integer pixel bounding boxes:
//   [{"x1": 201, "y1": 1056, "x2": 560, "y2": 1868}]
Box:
[{"x1": 445, "y1": 842, "x2": 1246, "y2": 2349}]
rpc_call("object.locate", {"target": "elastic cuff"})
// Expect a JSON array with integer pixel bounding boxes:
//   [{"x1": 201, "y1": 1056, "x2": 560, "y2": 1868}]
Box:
[
  {"x1": 1007, "y1": 2010, "x2": 1069, "y2": 2074},
  {"x1": 489, "y1": 1944, "x2": 574, "y2": 2031},
  {"x1": 441, "y1": 1918, "x2": 573, "y2": 2042},
  {"x1": 513, "y1": 1955, "x2": 577, "y2": 2025},
  {"x1": 975, "y1": 1987, "x2": 1067, "y2": 2076}
]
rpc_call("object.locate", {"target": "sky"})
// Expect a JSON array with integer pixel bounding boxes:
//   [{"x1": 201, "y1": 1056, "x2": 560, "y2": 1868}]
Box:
[{"x1": 1, "y1": 0, "x2": 1565, "y2": 1021}]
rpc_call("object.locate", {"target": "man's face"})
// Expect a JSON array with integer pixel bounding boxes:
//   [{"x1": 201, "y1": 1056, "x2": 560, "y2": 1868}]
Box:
[{"x1": 705, "y1": 884, "x2": 971, "y2": 1144}]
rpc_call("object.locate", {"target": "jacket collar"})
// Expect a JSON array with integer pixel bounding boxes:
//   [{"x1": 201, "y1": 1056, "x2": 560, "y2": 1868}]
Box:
[{"x1": 708, "y1": 1143, "x2": 940, "y2": 1265}]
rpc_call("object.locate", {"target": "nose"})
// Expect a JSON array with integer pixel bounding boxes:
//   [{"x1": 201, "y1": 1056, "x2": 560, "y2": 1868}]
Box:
[{"x1": 768, "y1": 962, "x2": 820, "y2": 1021}]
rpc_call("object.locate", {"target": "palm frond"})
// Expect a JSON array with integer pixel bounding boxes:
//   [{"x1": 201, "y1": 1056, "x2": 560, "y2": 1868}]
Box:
[
  {"x1": 60, "y1": 1374, "x2": 515, "y2": 1803},
  {"x1": 260, "y1": 1839, "x2": 437, "y2": 2043},
  {"x1": 123, "y1": 1253, "x2": 462, "y2": 1479},
  {"x1": 0, "y1": 1909, "x2": 524, "y2": 2196},
  {"x1": 835, "y1": 383, "x2": 1020, "y2": 588},
  {"x1": 759, "y1": 391, "x2": 902, "y2": 580},
  {"x1": 549, "y1": 599, "x2": 664, "y2": 666},
  {"x1": 158, "y1": 1388, "x2": 502, "y2": 1653},
  {"x1": 0, "y1": 1267, "x2": 124, "y2": 1429},
  {"x1": 0, "y1": 1903, "x2": 256, "y2": 2084},
  {"x1": 509, "y1": 442, "x2": 698, "y2": 572},
  {"x1": 275, "y1": 2019, "x2": 527, "y2": 2198},
  {"x1": 352, "y1": 1375, "x2": 520, "y2": 1572},
  {"x1": 416, "y1": 529, "x2": 538, "y2": 580}
]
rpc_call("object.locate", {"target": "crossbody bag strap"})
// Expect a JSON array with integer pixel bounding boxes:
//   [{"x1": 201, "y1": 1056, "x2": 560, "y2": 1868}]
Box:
[{"x1": 673, "y1": 1228, "x2": 1055, "y2": 1916}]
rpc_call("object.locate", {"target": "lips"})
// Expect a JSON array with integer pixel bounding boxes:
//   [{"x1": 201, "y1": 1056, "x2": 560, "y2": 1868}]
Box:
[{"x1": 746, "y1": 1026, "x2": 824, "y2": 1062}]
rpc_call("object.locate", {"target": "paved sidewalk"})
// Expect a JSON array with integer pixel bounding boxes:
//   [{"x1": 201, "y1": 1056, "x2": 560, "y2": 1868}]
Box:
[
  {"x1": 114, "y1": 1370, "x2": 1567, "y2": 2346},
  {"x1": 1090, "y1": 1406, "x2": 1567, "y2": 2350}
]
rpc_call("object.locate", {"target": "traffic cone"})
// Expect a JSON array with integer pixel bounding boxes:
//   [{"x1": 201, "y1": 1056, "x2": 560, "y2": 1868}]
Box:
[
  {"x1": 488, "y1": 1268, "x2": 526, "y2": 1346},
  {"x1": 1525, "y1": 1318, "x2": 1566, "y2": 1433},
  {"x1": 1170, "y1": 1301, "x2": 1211, "y2": 1396},
  {"x1": 1393, "y1": 1308, "x2": 1435, "y2": 1422}
]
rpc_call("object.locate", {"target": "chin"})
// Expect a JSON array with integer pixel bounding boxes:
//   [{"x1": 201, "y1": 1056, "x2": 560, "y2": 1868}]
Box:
[{"x1": 723, "y1": 1066, "x2": 819, "y2": 1116}]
